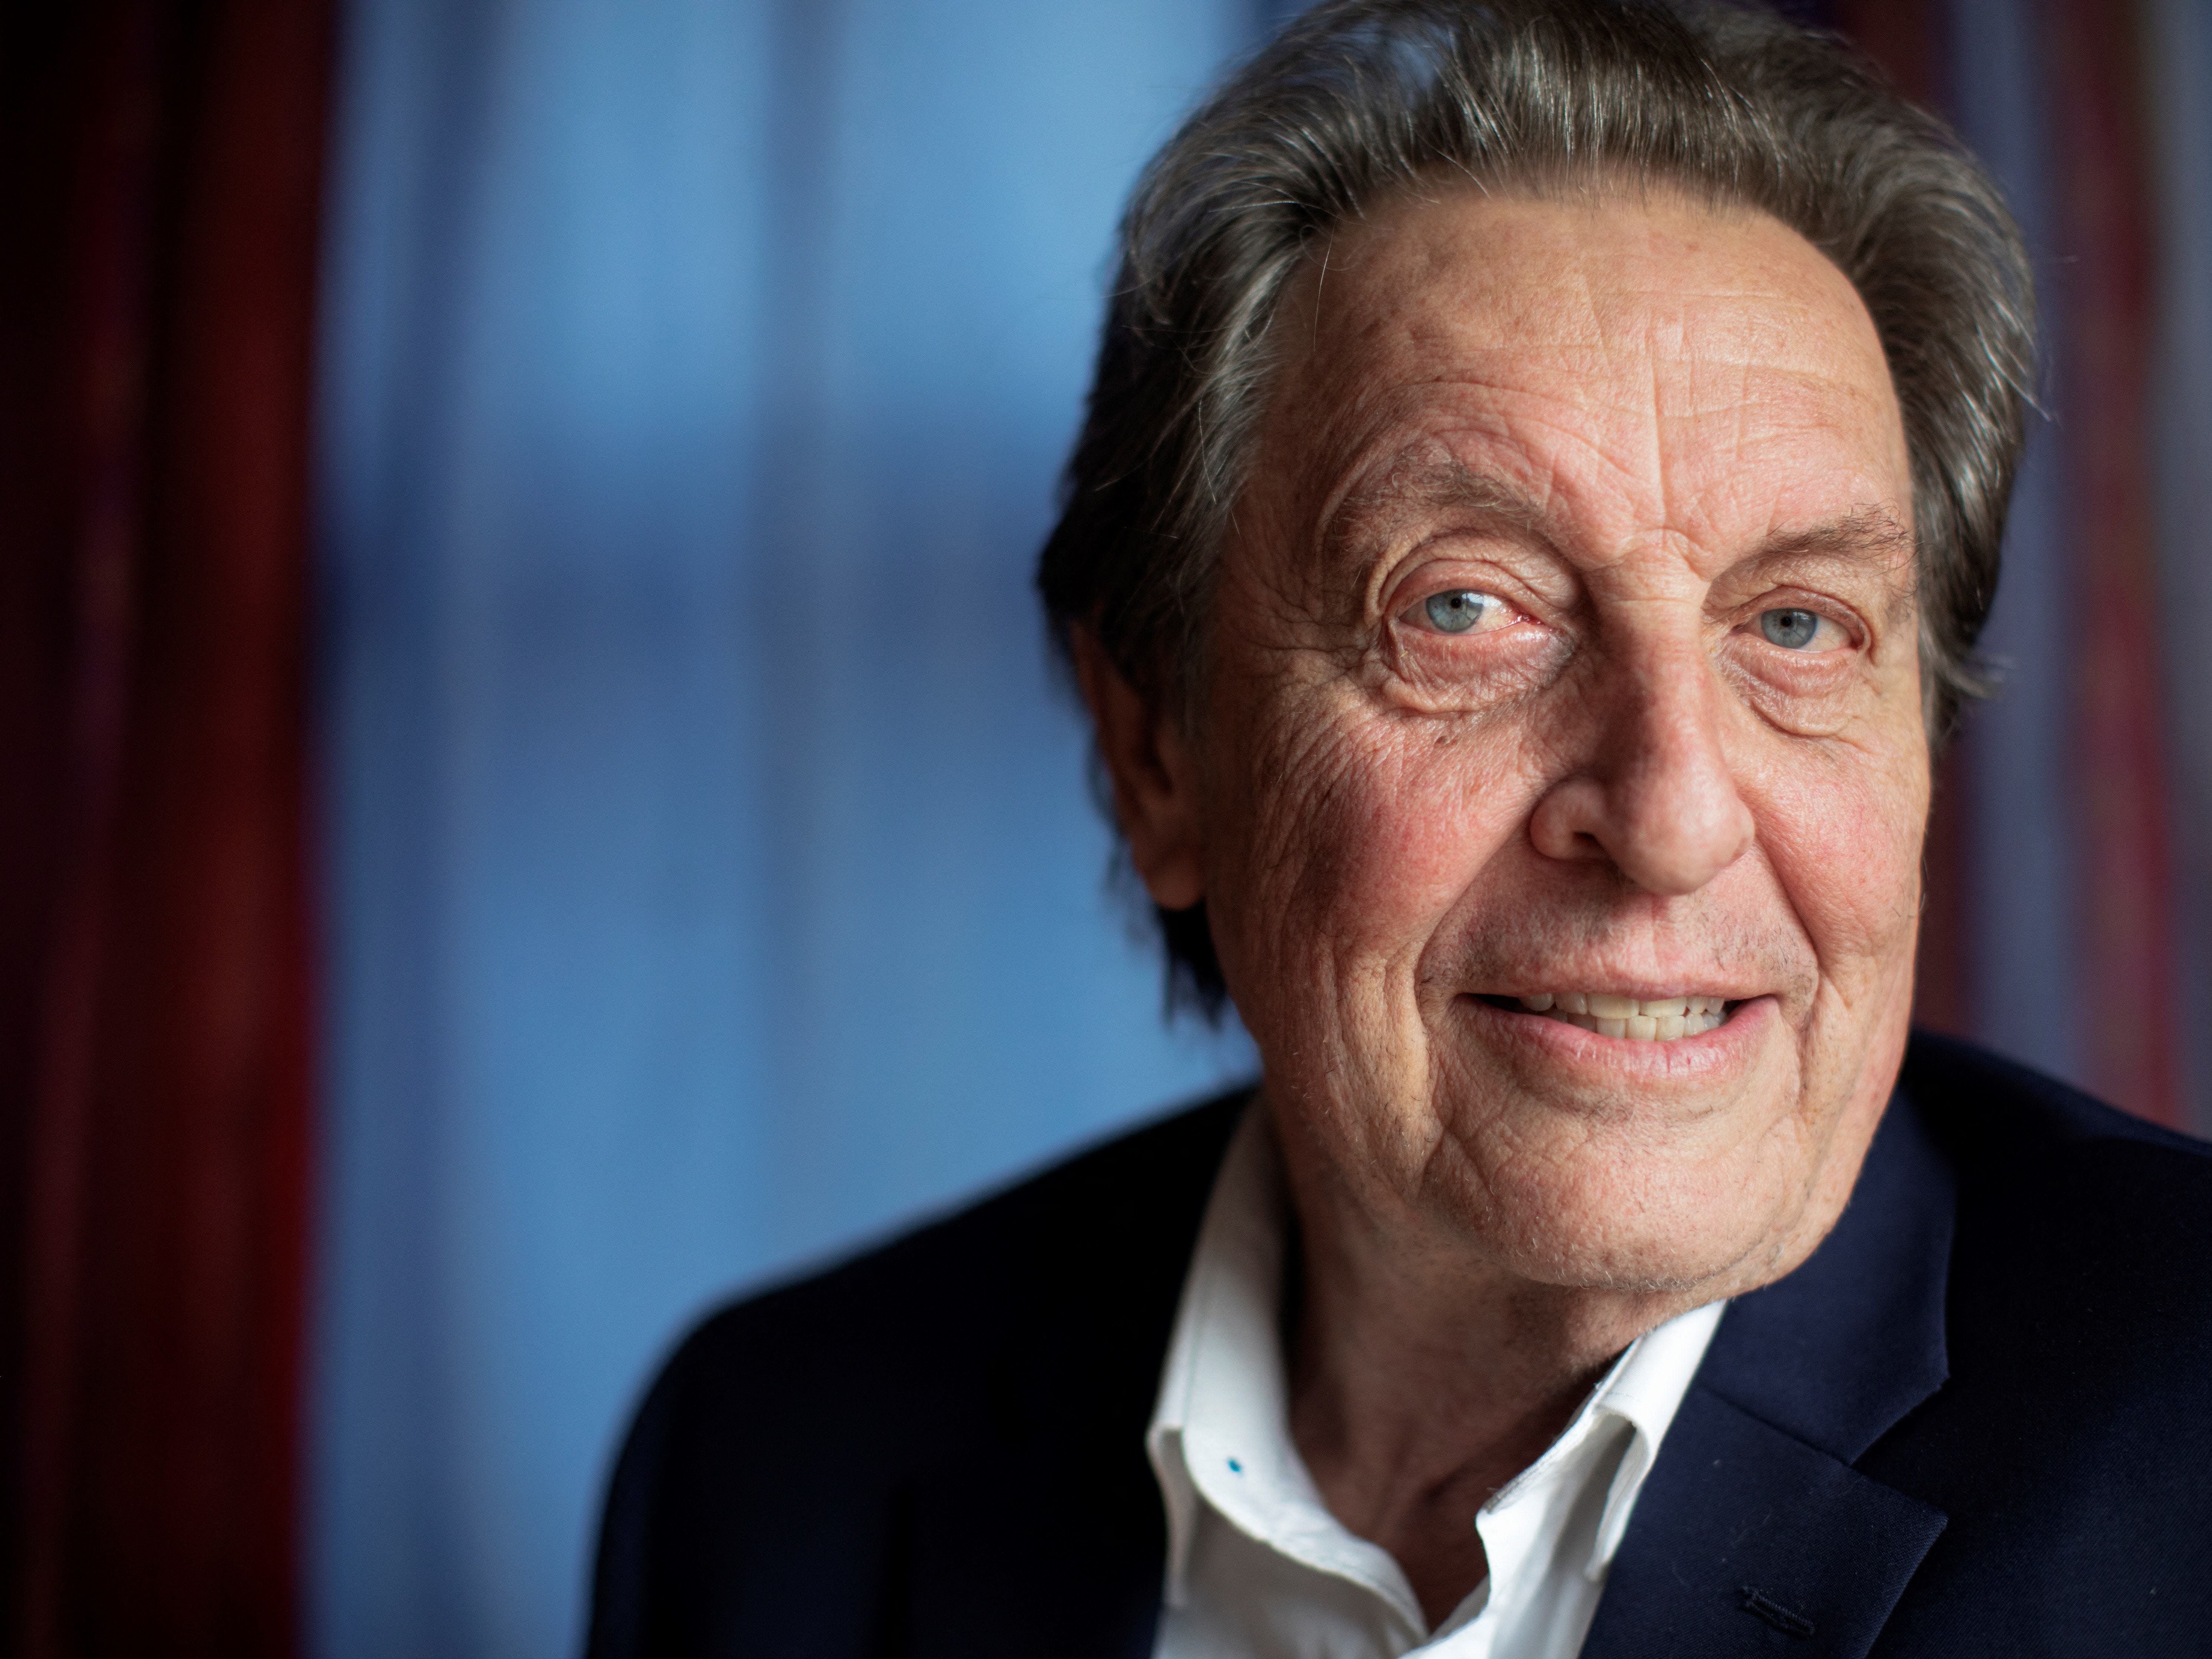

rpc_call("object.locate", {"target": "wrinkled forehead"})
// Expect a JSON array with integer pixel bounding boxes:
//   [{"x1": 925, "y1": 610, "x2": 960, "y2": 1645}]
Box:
[
  {"x1": 1273, "y1": 178, "x2": 1891, "y2": 394},
  {"x1": 1249, "y1": 182, "x2": 1911, "y2": 572}
]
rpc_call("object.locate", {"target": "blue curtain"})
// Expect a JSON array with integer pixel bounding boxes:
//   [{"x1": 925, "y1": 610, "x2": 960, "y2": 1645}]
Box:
[{"x1": 312, "y1": 4, "x2": 1267, "y2": 1654}]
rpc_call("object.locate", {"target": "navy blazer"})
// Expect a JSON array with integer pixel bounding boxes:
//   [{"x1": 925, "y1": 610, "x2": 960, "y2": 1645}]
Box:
[{"x1": 588, "y1": 1034, "x2": 2212, "y2": 1657}]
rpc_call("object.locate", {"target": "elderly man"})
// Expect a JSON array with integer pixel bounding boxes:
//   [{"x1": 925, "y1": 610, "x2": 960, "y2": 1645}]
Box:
[{"x1": 589, "y1": 3, "x2": 2212, "y2": 1655}]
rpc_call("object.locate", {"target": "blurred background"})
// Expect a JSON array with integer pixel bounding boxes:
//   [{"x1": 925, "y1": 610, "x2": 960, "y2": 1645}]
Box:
[{"x1": 1, "y1": 0, "x2": 2206, "y2": 1655}]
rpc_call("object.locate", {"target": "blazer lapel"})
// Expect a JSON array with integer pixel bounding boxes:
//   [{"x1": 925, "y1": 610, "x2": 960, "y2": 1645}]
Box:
[
  {"x1": 1582, "y1": 1388, "x2": 1947, "y2": 1657},
  {"x1": 1583, "y1": 1081, "x2": 1957, "y2": 1658}
]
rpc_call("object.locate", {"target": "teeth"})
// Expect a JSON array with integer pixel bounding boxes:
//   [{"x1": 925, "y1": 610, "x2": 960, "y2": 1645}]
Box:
[{"x1": 1514, "y1": 992, "x2": 1734, "y2": 1041}]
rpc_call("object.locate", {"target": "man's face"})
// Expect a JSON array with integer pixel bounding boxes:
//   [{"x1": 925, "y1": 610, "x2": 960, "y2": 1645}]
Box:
[{"x1": 1158, "y1": 186, "x2": 1926, "y2": 1296}]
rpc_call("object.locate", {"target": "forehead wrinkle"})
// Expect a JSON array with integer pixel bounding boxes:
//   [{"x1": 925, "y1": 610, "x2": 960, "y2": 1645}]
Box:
[
  {"x1": 1631, "y1": 303, "x2": 1815, "y2": 560},
  {"x1": 1644, "y1": 312, "x2": 1677, "y2": 567},
  {"x1": 1562, "y1": 257, "x2": 1665, "y2": 483},
  {"x1": 1317, "y1": 398, "x2": 1903, "y2": 604},
  {"x1": 1545, "y1": 280, "x2": 1691, "y2": 557},
  {"x1": 1571, "y1": 280, "x2": 1862, "y2": 433},
  {"x1": 1281, "y1": 301, "x2": 1905, "y2": 600},
  {"x1": 1591, "y1": 366, "x2": 1895, "y2": 557},
  {"x1": 1317, "y1": 446, "x2": 1564, "y2": 575}
]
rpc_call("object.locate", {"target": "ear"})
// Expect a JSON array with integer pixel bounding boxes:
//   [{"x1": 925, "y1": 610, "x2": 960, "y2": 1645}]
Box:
[{"x1": 1070, "y1": 627, "x2": 1205, "y2": 912}]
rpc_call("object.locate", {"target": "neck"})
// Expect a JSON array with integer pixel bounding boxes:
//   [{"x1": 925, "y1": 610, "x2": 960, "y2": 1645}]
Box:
[{"x1": 1279, "y1": 1146, "x2": 1695, "y2": 1629}]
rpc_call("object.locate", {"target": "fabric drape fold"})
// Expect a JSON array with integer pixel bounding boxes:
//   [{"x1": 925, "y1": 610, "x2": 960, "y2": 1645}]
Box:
[{"x1": 0, "y1": 3, "x2": 332, "y2": 1654}]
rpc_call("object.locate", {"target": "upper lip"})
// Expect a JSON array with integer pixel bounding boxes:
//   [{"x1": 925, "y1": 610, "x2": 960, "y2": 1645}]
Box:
[{"x1": 1481, "y1": 986, "x2": 1755, "y2": 1001}]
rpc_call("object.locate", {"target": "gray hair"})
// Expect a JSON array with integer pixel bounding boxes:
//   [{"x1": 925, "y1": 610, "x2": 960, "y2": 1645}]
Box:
[{"x1": 1036, "y1": 0, "x2": 2036, "y2": 1016}]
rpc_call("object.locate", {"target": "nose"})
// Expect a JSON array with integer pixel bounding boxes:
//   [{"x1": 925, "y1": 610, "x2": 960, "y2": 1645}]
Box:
[{"x1": 1528, "y1": 643, "x2": 1755, "y2": 895}]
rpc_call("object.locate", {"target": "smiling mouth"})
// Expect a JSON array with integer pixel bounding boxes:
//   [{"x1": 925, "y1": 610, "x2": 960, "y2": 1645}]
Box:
[{"x1": 1480, "y1": 991, "x2": 1738, "y2": 1041}]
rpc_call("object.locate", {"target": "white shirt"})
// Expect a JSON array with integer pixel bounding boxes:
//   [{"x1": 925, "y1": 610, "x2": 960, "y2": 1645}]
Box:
[{"x1": 1147, "y1": 1106, "x2": 1725, "y2": 1659}]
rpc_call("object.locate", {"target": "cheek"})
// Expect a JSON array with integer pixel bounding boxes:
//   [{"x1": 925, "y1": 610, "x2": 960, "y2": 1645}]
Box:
[
  {"x1": 1212, "y1": 693, "x2": 1537, "y2": 990},
  {"x1": 1746, "y1": 731, "x2": 1929, "y2": 985}
]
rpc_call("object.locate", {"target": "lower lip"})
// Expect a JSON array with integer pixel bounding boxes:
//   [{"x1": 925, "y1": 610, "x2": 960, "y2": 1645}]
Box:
[{"x1": 1461, "y1": 993, "x2": 1780, "y2": 1081}]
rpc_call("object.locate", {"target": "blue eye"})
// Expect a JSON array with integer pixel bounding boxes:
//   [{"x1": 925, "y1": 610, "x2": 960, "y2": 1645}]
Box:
[
  {"x1": 1759, "y1": 607, "x2": 1824, "y2": 650},
  {"x1": 1424, "y1": 590, "x2": 1492, "y2": 634}
]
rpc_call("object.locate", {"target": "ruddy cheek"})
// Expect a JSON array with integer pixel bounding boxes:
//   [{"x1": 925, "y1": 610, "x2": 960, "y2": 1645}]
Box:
[
  {"x1": 1765, "y1": 755, "x2": 1925, "y2": 990},
  {"x1": 1298, "y1": 724, "x2": 1534, "y2": 959}
]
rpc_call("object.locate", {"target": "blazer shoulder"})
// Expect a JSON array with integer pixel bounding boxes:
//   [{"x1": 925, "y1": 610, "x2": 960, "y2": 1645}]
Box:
[
  {"x1": 1902, "y1": 1029, "x2": 2212, "y2": 1198},
  {"x1": 626, "y1": 1084, "x2": 1250, "y2": 1452},
  {"x1": 587, "y1": 1088, "x2": 1247, "y2": 1658},
  {"x1": 1899, "y1": 1029, "x2": 2212, "y2": 1375}
]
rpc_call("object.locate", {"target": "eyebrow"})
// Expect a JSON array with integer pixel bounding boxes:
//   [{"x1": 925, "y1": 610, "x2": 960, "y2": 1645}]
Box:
[
  {"x1": 1760, "y1": 505, "x2": 1916, "y2": 565},
  {"x1": 1319, "y1": 455, "x2": 1558, "y2": 567},
  {"x1": 1319, "y1": 453, "x2": 1915, "y2": 575}
]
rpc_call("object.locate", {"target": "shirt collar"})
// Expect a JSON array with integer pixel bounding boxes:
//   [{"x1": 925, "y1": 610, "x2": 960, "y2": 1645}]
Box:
[{"x1": 1145, "y1": 1101, "x2": 1725, "y2": 1609}]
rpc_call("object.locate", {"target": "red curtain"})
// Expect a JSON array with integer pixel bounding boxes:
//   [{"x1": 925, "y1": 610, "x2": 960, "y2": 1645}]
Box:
[
  {"x1": 0, "y1": 1, "x2": 332, "y2": 1653},
  {"x1": 2039, "y1": 0, "x2": 2179, "y2": 1126}
]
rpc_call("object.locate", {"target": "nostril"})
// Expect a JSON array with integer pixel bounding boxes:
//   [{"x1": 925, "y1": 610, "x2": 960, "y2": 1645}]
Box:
[{"x1": 1528, "y1": 776, "x2": 1616, "y2": 866}]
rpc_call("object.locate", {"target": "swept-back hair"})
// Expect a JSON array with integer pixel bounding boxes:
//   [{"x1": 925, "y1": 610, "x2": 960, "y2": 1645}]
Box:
[{"x1": 1035, "y1": 0, "x2": 2035, "y2": 1017}]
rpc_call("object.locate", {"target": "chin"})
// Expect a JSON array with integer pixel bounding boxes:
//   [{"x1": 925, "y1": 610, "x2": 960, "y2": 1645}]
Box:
[{"x1": 1431, "y1": 1124, "x2": 1816, "y2": 1298}]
